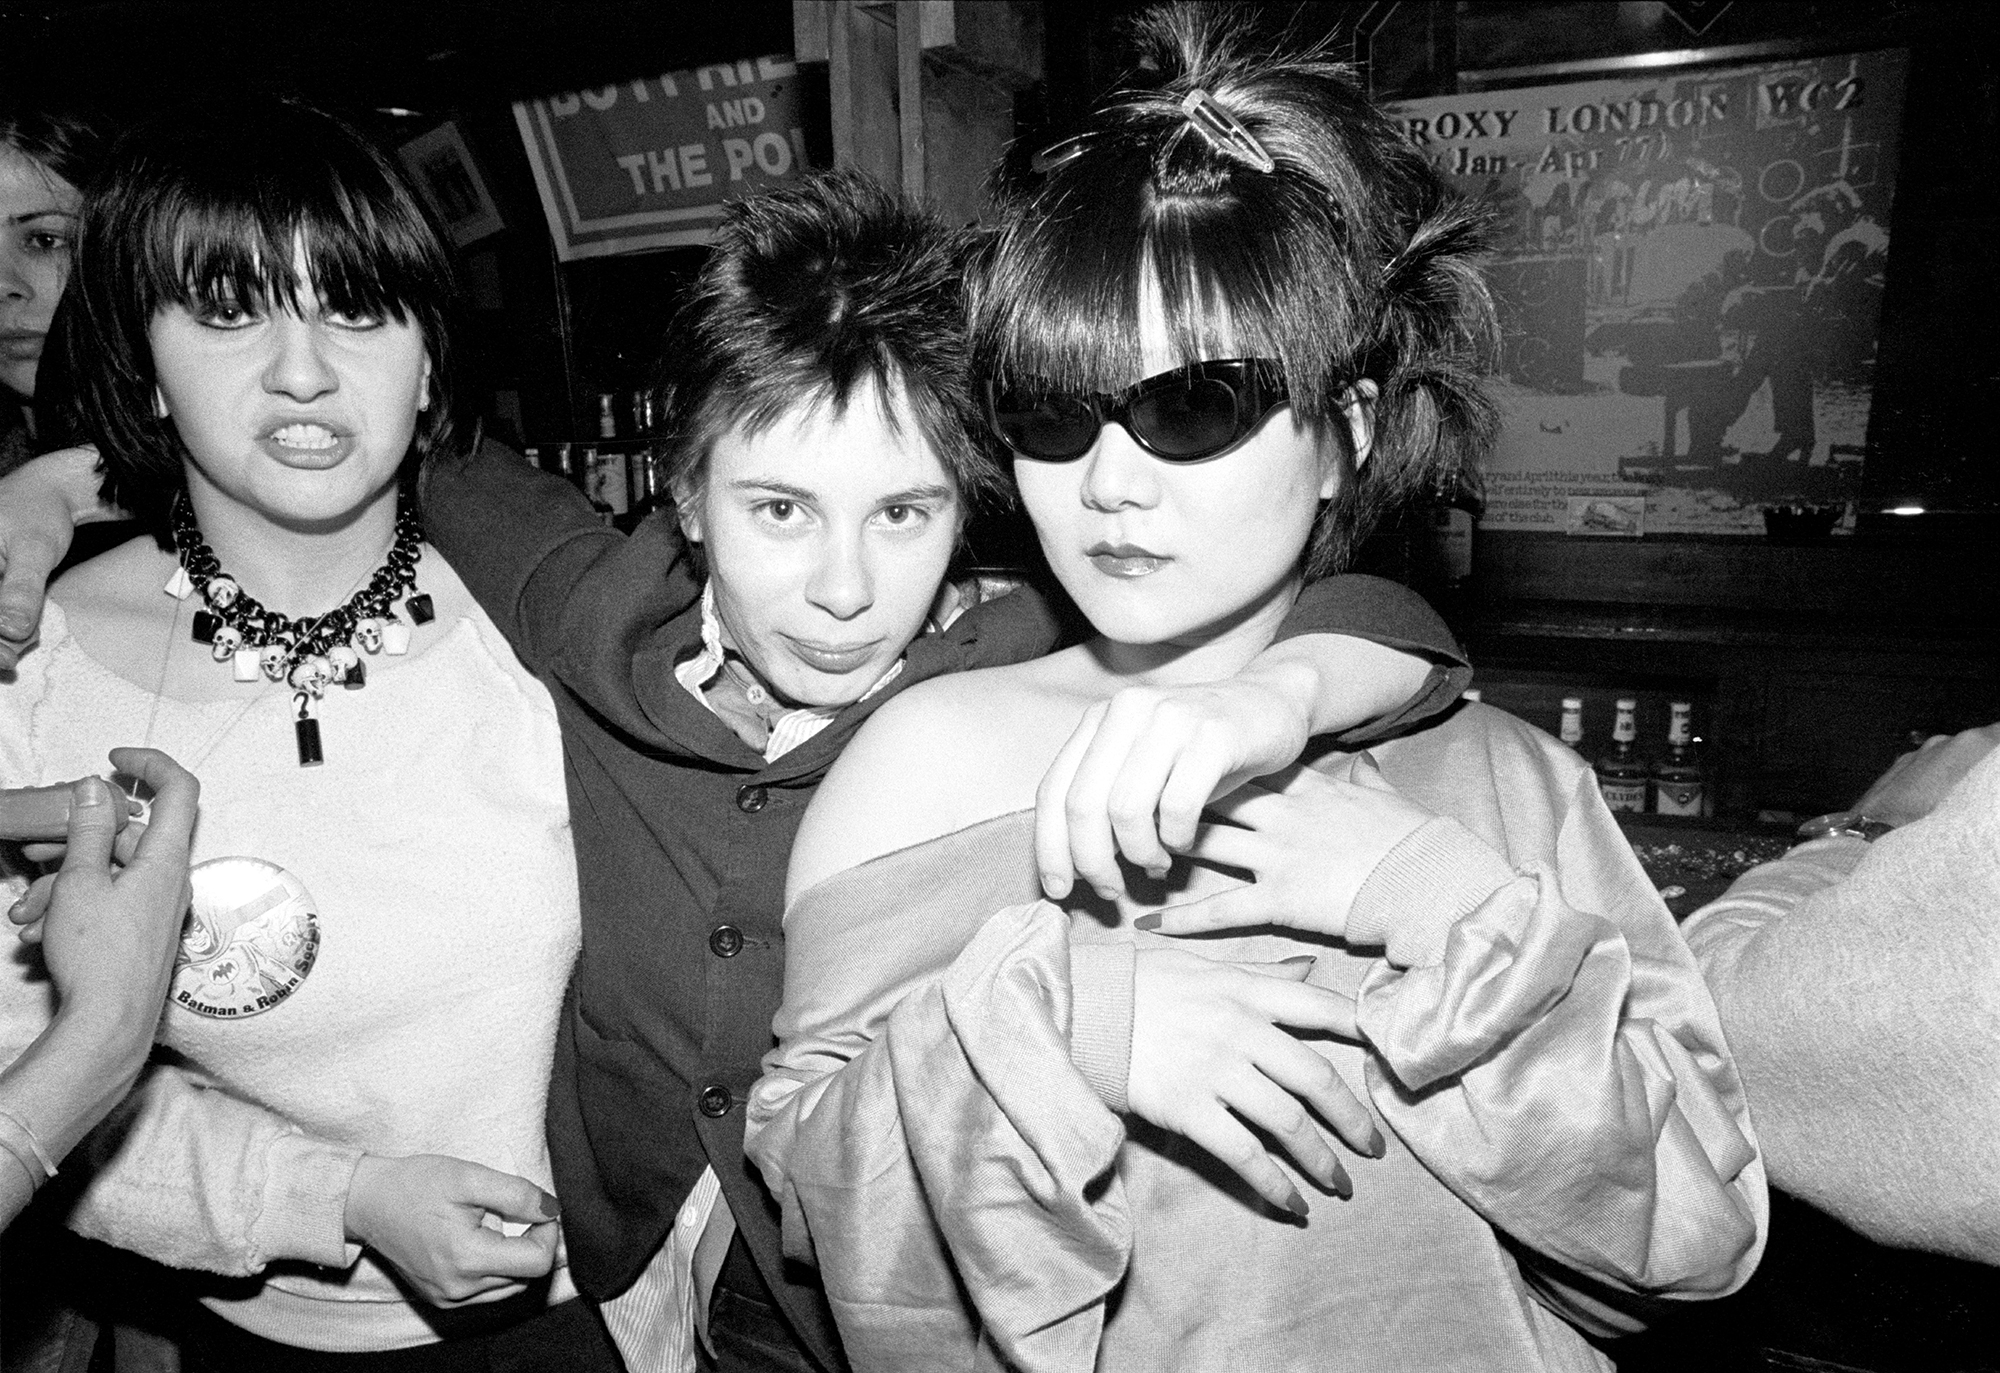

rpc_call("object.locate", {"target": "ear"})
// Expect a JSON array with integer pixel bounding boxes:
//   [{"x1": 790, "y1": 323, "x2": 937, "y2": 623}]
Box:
[
  {"x1": 418, "y1": 357, "x2": 433, "y2": 412},
  {"x1": 153, "y1": 386, "x2": 170, "y2": 419},
  {"x1": 669, "y1": 476, "x2": 704, "y2": 543},
  {"x1": 1322, "y1": 379, "x2": 1379, "y2": 500}
]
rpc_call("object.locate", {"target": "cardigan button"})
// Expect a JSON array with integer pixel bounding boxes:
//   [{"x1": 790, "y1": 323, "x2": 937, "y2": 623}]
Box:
[
  {"x1": 708, "y1": 924, "x2": 744, "y2": 958},
  {"x1": 698, "y1": 1084, "x2": 733, "y2": 1117},
  {"x1": 735, "y1": 785, "x2": 768, "y2": 814}
]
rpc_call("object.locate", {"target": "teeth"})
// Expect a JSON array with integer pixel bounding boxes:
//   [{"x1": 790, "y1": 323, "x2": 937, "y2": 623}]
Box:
[{"x1": 272, "y1": 424, "x2": 338, "y2": 449}]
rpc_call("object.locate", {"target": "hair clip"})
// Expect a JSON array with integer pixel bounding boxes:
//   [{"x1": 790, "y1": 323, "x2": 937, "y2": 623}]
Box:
[
  {"x1": 1029, "y1": 134, "x2": 1094, "y2": 175},
  {"x1": 1179, "y1": 89, "x2": 1276, "y2": 174}
]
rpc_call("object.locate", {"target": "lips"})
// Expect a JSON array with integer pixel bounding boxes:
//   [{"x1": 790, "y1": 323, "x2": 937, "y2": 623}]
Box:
[
  {"x1": 782, "y1": 636, "x2": 883, "y2": 675},
  {"x1": 0, "y1": 331, "x2": 44, "y2": 362},
  {"x1": 1085, "y1": 540, "x2": 1169, "y2": 578},
  {"x1": 257, "y1": 419, "x2": 353, "y2": 468}
]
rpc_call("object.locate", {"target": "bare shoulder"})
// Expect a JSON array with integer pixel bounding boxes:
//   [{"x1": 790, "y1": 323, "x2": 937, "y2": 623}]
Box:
[{"x1": 786, "y1": 657, "x2": 1083, "y2": 903}]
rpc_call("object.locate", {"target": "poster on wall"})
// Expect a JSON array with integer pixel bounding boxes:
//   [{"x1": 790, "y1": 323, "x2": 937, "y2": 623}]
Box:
[
  {"x1": 514, "y1": 55, "x2": 809, "y2": 260},
  {"x1": 1389, "y1": 50, "x2": 1907, "y2": 535},
  {"x1": 398, "y1": 123, "x2": 507, "y2": 247}
]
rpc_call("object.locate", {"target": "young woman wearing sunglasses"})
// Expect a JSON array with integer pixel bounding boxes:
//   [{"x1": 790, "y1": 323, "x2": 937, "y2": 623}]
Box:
[{"x1": 746, "y1": 8, "x2": 1766, "y2": 1369}]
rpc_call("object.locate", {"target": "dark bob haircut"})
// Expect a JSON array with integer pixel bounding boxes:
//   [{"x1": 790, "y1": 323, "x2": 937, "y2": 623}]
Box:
[
  {"x1": 654, "y1": 169, "x2": 1008, "y2": 520},
  {"x1": 62, "y1": 98, "x2": 465, "y2": 543},
  {"x1": 973, "y1": 3, "x2": 1499, "y2": 576}
]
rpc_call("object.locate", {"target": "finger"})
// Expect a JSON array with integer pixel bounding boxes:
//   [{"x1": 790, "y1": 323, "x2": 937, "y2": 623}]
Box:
[
  {"x1": 454, "y1": 1223, "x2": 561, "y2": 1284},
  {"x1": 1177, "y1": 820, "x2": 1262, "y2": 873},
  {"x1": 109, "y1": 749, "x2": 200, "y2": 867},
  {"x1": 1100, "y1": 719, "x2": 1201, "y2": 879},
  {"x1": 19, "y1": 842, "x2": 67, "y2": 865},
  {"x1": 0, "y1": 537, "x2": 59, "y2": 653},
  {"x1": 1062, "y1": 699, "x2": 1149, "y2": 900},
  {"x1": 112, "y1": 822, "x2": 148, "y2": 867},
  {"x1": 0, "y1": 783, "x2": 85, "y2": 843},
  {"x1": 9, "y1": 874, "x2": 56, "y2": 928},
  {"x1": 57, "y1": 777, "x2": 120, "y2": 878},
  {"x1": 1224, "y1": 1070, "x2": 1351, "y2": 1200},
  {"x1": 1180, "y1": 1101, "x2": 1309, "y2": 1218},
  {"x1": 1257, "y1": 1036, "x2": 1383, "y2": 1161},
  {"x1": 451, "y1": 1164, "x2": 561, "y2": 1228},
  {"x1": 1154, "y1": 746, "x2": 1226, "y2": 852},
  {"x1": 1134, "y1": 885, "x2": 1274, "y2": 938},
  {"x1": 1034, "y1": 702, "x2": 1110, "y2": 900},
  {"x1": 1250, "y1": 976, "x2": 1362, "y2": 1042}
]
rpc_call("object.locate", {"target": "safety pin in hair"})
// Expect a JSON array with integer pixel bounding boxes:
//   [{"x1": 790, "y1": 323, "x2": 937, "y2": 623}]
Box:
[
  {"x1": 1029, "y1": 133, "x2": 1095, "y2": 175},
  {"x1": 1179, "y1": 88, "x2": 1276, "y2": 174}
]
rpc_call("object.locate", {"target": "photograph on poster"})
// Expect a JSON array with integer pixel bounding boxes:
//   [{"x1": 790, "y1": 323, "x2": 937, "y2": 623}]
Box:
[
  {"x1": 396, "y1": 122, "x2": 506, "y2": 247},
  {"x1": 1390, "y1": 50, "x2": 1907, "y2": 535}
]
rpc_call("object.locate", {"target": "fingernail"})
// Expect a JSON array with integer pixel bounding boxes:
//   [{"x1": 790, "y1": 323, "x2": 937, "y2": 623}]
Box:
[
  {"x1": 1040, "y1": 873, "x2": 1071, "y2": 900},
  {"x1": 536, "y1": 1189, "x2": 560, "y2": 1220},
  {"x1": 1283, "y1": 1183, "x2": 1310, "y2": 1218},
  {"x1": 1369, "y1": 1126, "x2": 1387, "y2": 1158},
  {"x1": 1280, "y1": 955, "x2": 1315, "y2": 968},
  {"x1": 72, "y1": 777, "x2": 110, "y2": 808},
  {"x1": 1330, "y1": 1163, "x2": 1352, "y2": 1201},
  {"x1": 1133, "y1": 913, "x2": 1162, "y2": 931},
  {"x1": 1145, "y1": 865, "x2": 1169, "y2": 881},
  {"x1": 1094, "y1": 885, "x2": 1119, "y2": 904},
  {"x1": 6, "y1": 897, "x2": 22, "y2": 923}
]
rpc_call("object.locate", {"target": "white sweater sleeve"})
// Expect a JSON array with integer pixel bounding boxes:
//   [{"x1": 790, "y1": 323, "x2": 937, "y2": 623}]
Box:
[{"x1": 68, "y1": 1062, "x2": 365, "y2": 1275}]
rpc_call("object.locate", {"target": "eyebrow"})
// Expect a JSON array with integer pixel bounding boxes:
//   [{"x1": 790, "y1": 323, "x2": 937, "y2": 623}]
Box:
[
  {"x1": 726, "y1": 479, "x2": 956, "y2": 505},
  {"x1": 6, "y1": 209, "x2": 78, "y2": 227}
]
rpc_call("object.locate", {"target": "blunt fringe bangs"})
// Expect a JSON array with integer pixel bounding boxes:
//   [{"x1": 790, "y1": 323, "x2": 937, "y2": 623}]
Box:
[
  {"x1": 62, "y1": 98, "x2": 465, "y2": 541},
  {"x1": 654, "y1": 170, "x2": 1007, "y2": 520},
  {"x1": 974, "y1": 1, "x2": 1500, "y2": 576}
]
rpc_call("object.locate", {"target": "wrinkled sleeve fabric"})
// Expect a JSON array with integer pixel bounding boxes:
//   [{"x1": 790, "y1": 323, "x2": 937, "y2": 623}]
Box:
[
  {"x1": 1346, "y1": 760, "x2": 1766, "y2": 1324},
  {"x1": 1681, "y1": 748, "x2": 2000, "y2": 1264},
  {"x1": 66, "y1": 1063, "x2": 363, "y2": 1275},
  {"x1": 746, "y1": 839, "x2": 1131, "y2": 1373}
]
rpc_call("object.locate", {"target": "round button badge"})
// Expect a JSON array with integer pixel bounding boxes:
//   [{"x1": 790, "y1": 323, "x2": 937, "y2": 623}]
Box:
[{"x1": 172, "y1": 857, "x2": 321, "y2": 1020}]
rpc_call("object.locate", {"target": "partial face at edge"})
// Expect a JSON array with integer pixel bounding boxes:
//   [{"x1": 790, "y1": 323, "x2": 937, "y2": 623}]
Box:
[
  {"x1": 1012, "y1": 278, "x2": 1373, "y2": 651},
  {"x1": 674, "y1": 381, "x2": 962, "y2": 710},
  {"x1": 0, "y1": 147, "x2": 82, "y2": 401}
]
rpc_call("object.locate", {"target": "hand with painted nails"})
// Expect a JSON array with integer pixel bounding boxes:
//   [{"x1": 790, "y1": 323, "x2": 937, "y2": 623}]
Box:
[
  {"x1": 0, "y1": 443, "x2": 105, "y2": 672},
  {"x1": 1135, "y1": 757, "x2": 1432, "y2": 942},
  {"x1": 1127, "y1": 948, "x2": 1379, "y2": 1214},
  {"x1": 1853, "y1": 721, "x2": 2000, "y2": 829},
  {"x1": 343, "y1": 1152, "x2": 562, "y2": 1306}
]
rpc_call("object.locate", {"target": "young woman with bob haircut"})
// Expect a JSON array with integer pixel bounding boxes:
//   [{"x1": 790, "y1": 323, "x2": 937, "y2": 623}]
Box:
[
  {"x1": 0, "y1": 98, "x2": 620, "y2": 1369},
  {"x1": 748, "y1": 9, "x2": 1767, "y2": 1370}
]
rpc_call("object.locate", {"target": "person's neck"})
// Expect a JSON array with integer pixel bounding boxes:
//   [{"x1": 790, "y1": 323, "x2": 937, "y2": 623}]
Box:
[
  {"x1": 184, "y1": 475, "x2": 402, "y2": 618},
  {"x1": 1086, "y1": 574, "x2": 1302, "y2": 689}
]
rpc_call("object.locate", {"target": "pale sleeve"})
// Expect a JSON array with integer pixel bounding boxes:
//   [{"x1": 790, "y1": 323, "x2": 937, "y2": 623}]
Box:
[
  {"x1": 746, "y1": 875, "x2": 1133, "y2": 1373},
  {"x1": 1345, "y1": 767, "x2": 1767, "y2": 1326},
  {"x1": 65, "y1": 1062, "x2": 364, "y2": 1275},
  {"x1": 1681, "y1": 748, "x2": 2000, "y2": 1264}
]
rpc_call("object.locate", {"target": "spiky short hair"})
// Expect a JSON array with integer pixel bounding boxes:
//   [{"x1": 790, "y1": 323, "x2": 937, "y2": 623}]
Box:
[
  {"x1": 653, "y1": 170, "x2": 1007, "y2": 518},
  {"x1": 973, "y1": 3, "x2": 1499, "y2": 575}
]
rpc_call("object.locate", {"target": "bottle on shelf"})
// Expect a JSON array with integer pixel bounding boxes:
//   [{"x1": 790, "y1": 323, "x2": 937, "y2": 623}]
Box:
[
  {"x1": 1558, "y1": 696, "x2": 1584, "y2": 751},
  {"x1": 1651, "y1": 700, "x2": 1705, "y2": 816},
  {"x1": 1417, "y1": 465, "x2": 1483, "y2": 612},
  {"x1": 583, "y1": 446, "x2": 628, "y2": 525},
  {"x1": 596, "y1": 391, "x2": 619, "y2": 440},
  {"x1": 1594, "y1": 697, "x2": 1649, "y2": 814}
]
